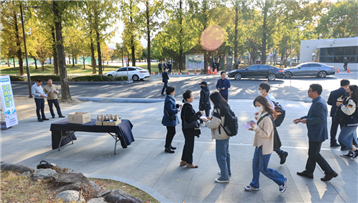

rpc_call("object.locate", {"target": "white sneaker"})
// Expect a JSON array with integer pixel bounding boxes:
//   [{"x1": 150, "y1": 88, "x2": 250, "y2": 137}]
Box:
[
  {"x1": 244, "y1": 185, "x2": 260, "y2": 191},
  {"x1": 279, "y1": 177, "x2": 287, "y2": 193},
  {"x1": 218, "y1": 172, "x2": 231, "y2": 177},
  {"x1": 215, "y1": 178, "x2": 229, "y2": 183}
]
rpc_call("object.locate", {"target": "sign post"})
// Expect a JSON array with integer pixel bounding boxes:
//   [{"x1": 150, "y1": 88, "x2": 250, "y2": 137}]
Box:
[
  {"x1": 0, "y1": 75, "x2": 18, "y2": 129},
  {"x1": 125, "y1": 56, "x2": 129, "y2": 81}
]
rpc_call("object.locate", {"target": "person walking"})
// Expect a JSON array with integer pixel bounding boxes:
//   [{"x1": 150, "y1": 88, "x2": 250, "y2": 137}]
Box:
[
  {"x1": 216, "y1": 72, "x2": 231, "y2": 101},
  {"x1": 158, "y1": 61, "x2": 163, "y2": 73},
  {"x1": 162, "y1": 86, "x2": 182, "y2": 153},
  {"x1": 294, "y1": 84, "x2": 338, "y2": 181},
  {"x1": 43, "y1": 79, "x2": 65, "y2": 119},
  {"x1": 167, "y1": 62, "x2": 172, "y2": 73},
  {"x1": 338, "y1": 85, "x2": 358, "y2": 159},
  {"x1": 258, "y1": 82, "x2": 288, "y2": 164},
  {"x1": 204, "y1": 92, "x2": 231, "y2": 183},
  {"x1": 31, "y1": 79, "x2": 49, "y2": 122},
  {"x1": 343, "y1": 57, "x2": 348, "y2": 71},
  {"x1": 199, "y1": 81, "x2": 211, "y2": 117},
  {"x1": 161, "y1": 67, "x2": 169, "y2": 96},
  {"x1": 180, "y1": 90, "x2": 204, "y2": 168},
  {"x1": 327, "y1": 79, "x2": 350, "y2": 148}
]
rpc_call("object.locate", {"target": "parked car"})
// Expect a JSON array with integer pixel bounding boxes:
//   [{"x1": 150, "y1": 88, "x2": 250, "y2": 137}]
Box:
[
  {"x1": 105, "y1": 66, "x2": 150, "y2": 81},
  {"x1": 228, "y1": 64, "x2": 284, "y2": 81},
  {"x1": 284, "y1": 62, "x2": 335, "y2": 78}
]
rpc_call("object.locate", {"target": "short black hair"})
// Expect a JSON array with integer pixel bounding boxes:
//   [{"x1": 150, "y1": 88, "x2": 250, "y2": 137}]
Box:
[
  {"x1": 259, "y1": 82, "x2": 270, "y2": 93},
  {"x1": 164, "y1": 67, "x2": 167, "y2": 70},
  {"x1": 309, "y1": 84, "x2": 322, "y2": 95},
  {"x1": 220, "y1": 71, "x2": 226, "y2": 75},
  {"x1": 341, "y1": 79, "x2": 350, "y2": 87},
  {"x1": 166, "y1": 86, "x2": 175, "y2": 95},
  {"x1": 36, "y1": 79, "x2": 43, "y2": 83}
]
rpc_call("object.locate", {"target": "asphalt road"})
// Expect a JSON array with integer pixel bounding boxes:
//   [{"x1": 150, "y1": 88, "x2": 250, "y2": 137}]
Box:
[{"x1": 12, "y1": 73, "x2": 358, "y2": 102}]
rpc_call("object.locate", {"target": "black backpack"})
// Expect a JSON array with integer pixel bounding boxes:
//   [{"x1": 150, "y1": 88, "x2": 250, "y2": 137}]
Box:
[
  {"x1": 272, "y1": 101, "x2": 285, "y2": 127},
  {"x1": 220, "y1": 106, "x2": 239, "y2": 136}
]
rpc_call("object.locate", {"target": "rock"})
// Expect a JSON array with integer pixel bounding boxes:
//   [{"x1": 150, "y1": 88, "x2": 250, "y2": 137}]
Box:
[
  {"x1": 90, "y1": 181, "x2": 110, "y2": 197},
  {"x1": 0, "y1": 161, "x2": 34, "y2": 173},
  {"x1": 87, "y1": 197, "x2": 107, "y2": 203},
  {"x1": 55, "y1": 190, "x2": 85, "y2": 202},
  {"x1": 32, "y1": 169, "x2": 58, "y2": 180},
  {"x1": 52, "y1": 173, "x2": 93, "y2": 200},
  {"x1": 17, "y1": 171, "x2": 31, "y2": 176},
  {"x1": 104, "y1": 189, "x2": 143, "y2": 203}
]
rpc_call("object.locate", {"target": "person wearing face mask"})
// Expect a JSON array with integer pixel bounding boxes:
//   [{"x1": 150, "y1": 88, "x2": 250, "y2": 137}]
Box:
[
  {"x1": 338, "y1": 85, "x2": 358, "y2": 159},
  {"x1": 258, "y1": 82, "x2": 288, "y2": 164},
  {"x1": 180, "y1": 90, "x2": 204, "y2": 168},
  {"x1": 244, "y1": 95, "x2": 287, "y2": 193},
  {"x1": 199, "y1": 81, "x2": 211, "y2": 117}
]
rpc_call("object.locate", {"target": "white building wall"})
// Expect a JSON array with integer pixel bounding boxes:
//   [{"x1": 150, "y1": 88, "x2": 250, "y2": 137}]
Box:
[{"x1": 300, "y1": 40, "x2": 320, "y2": 63}]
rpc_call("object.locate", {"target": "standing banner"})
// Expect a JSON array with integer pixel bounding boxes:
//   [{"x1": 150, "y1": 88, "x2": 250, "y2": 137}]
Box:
[
  {"x1": 0, "y1": 75, "x2": 18, "y2": 128},
  {"x1": 186, "y1": 54, "x2": 204, "y2": 70}
]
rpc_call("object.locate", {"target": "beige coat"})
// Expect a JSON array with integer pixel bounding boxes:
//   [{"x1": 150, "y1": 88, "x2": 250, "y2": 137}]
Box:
[
  {"x1": 253, "y1": 112, "x2": 274, "y2": 155},
  {"x1": 43, "y1": 84, "x2": 59, "y2": 100},
  {"x1": 205, "y1": 108, "x2": 230, "y2": 140}
]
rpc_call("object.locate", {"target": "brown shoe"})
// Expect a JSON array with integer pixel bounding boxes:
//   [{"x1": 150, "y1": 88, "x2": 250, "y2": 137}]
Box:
[
  {"x1": 186, "y1": 164, "x2": 198, "y2": 168},
  {"x1": 180, "y1": 161, "x2": 186, "y2": 166},
  {"x1": 321, "y1": 171, "x2": 338, "y2": 181}
]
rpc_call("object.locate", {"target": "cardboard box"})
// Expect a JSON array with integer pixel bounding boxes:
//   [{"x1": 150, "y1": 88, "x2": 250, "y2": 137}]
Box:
[
  {"x1": 95, "y1": 121, "x2": 103, "y2": 126},
  {"x1": 68, "y1": 112, "x2": 91, "y2": 124},
  {"x1": 103, "y1": 119, "x2": 121, "y2": 126}
]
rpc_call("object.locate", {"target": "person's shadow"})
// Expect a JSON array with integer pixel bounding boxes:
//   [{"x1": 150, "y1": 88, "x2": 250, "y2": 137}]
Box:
[{"x1": 203, "y1": 184, "x2": 228, "y2": 202}]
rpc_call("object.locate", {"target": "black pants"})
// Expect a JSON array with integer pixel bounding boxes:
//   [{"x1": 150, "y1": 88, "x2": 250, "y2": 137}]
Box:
[
  {"x1": 221, "y1": 94, "x2": 228, "y2": 102},
  {"x1": 48, "y1": 99, "x2": 63, "y2": 117},
  {"x1": 330, "y1": 117, "x2": 343, "y2": 145},
  {"x1": 306, "y1": 142, "x2": 334, "y2": 174},
  {"x1": 35, "y1": 98, "x2": 46, "y2": 120},
  {"x1": 165, "y1": 126, "x2": 176, "y2": 148},
  {"x1": 181, "y1": 131, "x2": 195, "y2": 164},
  {"x1": 161, "y1": 82, "x2": 167, "y2": 95},
  {"x1": 200, "y1": 107, "x2": 210, "y2": 117},
  {"x1": 343, "y1": 64, "x2": 347, "y2": 70}
]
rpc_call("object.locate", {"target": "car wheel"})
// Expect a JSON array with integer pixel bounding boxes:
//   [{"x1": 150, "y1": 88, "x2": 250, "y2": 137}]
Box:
[
  {"x1": 107, "y1": 74, "x2": 113, "y2": 77},
  {"x1": 285, "y1": 72, "x2": 292, "y2": 79},
  {"x1": 234, "y1": 73, "x2": 242, "y2": 80},
  {"x1": 132, "y1": 75, "x2": 139, "y2": 81},
  {"x1": 268, "y1": 74, "x2": 276, "y2": 81},
  {"x1": 318, "y1": 71, "x2": 327, "y2": 78}
]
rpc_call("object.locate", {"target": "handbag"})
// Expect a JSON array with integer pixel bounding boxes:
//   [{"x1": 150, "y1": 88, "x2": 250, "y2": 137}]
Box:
[
  {"x1": 37, "y1": 160, "x2": 53, "y2": 169},
  {"x1": 165, "y1": 108, "x2": 176, "y2": 121}
]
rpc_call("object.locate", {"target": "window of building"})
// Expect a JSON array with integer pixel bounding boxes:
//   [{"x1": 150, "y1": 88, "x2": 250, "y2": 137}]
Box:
[{"x1": 320, "y1": 46, "x2": 357, "y2": 63}]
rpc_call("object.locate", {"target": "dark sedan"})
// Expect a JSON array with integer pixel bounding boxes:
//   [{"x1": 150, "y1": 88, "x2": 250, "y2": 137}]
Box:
[{"x1": 228, "y1": 65, "x2": 284, "y2": 81}]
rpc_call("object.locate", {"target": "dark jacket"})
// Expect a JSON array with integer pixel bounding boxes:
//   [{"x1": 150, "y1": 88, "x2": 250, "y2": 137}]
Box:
[
  {"x1": 181, "y1": 103, "x2": 202, "y2": 137},
  {"x1": 162, "y1": 71, "x2": 169, "y2": 83},
  {"x1": 167, "y1": 63, "x2": 172, "y2": 71},
  {"x1": 216, "y1": 78, "x2": 231, "y2": 96},
  {"x1": 158, "y1": 63, "x2": 162, "y2": 70},
  {"x1": 162, "y1": 95, "x2": 180, "y2": 127},
  {"x1": 301, "y1": 96, "x2": 328, "y2": 142},
  {"x1": 327, "y1": 87, "x2": 346, "y2": 117},
  {"x1": 199, "y1": 86, "x2": 211, "y2": 110},
  {"x1": 344, "y1": 58, "x2": 348, "y2": 65}
]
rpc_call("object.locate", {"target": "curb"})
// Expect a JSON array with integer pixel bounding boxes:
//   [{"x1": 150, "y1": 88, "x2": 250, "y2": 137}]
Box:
[
  {"x1": 76, "y1": 97, "x2": 164, "y2": 103},
  {"x1": 84, "y1": 174, "x2": 172, "y2": 203}
]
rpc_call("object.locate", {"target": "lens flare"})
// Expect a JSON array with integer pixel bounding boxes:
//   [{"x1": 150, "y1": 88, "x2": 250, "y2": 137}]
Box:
[{"x1": 200, "y1": 25, "x2": 225, "y2": 51}]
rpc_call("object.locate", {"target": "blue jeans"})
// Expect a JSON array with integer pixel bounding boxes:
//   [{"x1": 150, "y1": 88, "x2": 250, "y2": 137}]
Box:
[
  {"x1": 34, "y1": 98, "x2": 45, "y2": 120},
  {"x1": 216, "y1": 138, "x2": 231, "y2": 181},
  {"x1": 338, "y1": 126, "x2": 358, "y2": 150},
  {"x1": 250, "y1": 147, "x2": 285, "y2": 188}
]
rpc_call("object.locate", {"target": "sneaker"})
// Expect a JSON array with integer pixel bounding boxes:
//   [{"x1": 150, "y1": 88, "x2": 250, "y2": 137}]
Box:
[
  {"x1": 279, "y1": 177, "x2": 287, "y2": 193},
  {"x1": 279, "y1": 152, "x2": 288, "y2": 164},
  {"x1": 351, "y1": 150, "x2": 358, "y2": 160},
  {"x1": 59, "y1": 116, "x2": 65, "y2": 118},
  {"x1": 215, "y1": 178, "x2": 229, "y2": 183},
  {"x1": 340, "y1": 151, "x2": 353, "y2": 157},
  {"x1": 244, "y1": 185, "x2": 260, "y2": 191}
]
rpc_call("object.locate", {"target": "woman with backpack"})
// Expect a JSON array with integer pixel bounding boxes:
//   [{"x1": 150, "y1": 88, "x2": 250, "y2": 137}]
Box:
[
  {"x1": 180, "y1": 90, "x2": 204, "y2": 168},
  {"x1": 245, "y1": 95, "x2": 287, "y2": 193},
  {"x1": 338, "y1": 85, "x2": 358, "y2": 159},
  {"x1": 204, "y1": 92, "x2": 231, "y2": 183}
]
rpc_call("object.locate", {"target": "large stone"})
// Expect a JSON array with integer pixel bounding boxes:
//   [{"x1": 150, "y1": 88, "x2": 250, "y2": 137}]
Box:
[
  {"x1": 1, "y1": 161, "x2": 34, "y2": 173},
  {"x1": 55, "y1": 190, "x2": 85, "y2": 202},
  {"x1": 32, "y1": 169, "x2": 58, "y2": 180},
  {"x1": 90, "y1": 181, "x2": 110, "y2": 197},
  {"x1": 87, "y1": 197, "x2": 107, "y2": 203},
  {"x1": 52, "y1": 173, "x2": 93, "y2": 200},
  {"x1": 104, "y1": 189, "x2": 143, "y2": 203}
]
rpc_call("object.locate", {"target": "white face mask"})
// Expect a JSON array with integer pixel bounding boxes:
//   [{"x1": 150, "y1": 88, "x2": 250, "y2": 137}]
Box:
[
  {"x1": 257, "y1": 90, "x2": 262, "y2": 95},
  {"x1": 255, "y1": 106, "x2": 263, "y2": 113}
]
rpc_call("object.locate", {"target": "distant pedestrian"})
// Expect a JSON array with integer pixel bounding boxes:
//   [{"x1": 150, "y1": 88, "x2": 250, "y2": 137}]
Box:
[
  {"x1": 343, "y1": 57, "x2": 348, "y2": 71},
  {"x1": 158, "y1": 62, "x2": 163, "y2": 73},
  {"x1": 294, "y1": 84, "x2": 338, "y2": 181},
  {"x1": 216, "y1": 71, "x2": 231, "y2": 101},
  {"x1": 180, "y1": 90, "x2": 204, "y2": 168},
  {"x1": 43, "y1": 79, "x2": 65, "y2": 119},
  {"x1": 199, "y1": 81, "x2": 211, "y2": 117},
  {"x1": 31, "y1": 79, "x2": 49, "y2": 122},
  {"x1": 244, "y1": 95, "x2": 287, "y2": 192},
  {"x1": 258, "y1": 82, "x2": 288, "y2": 164},
  {"x1": 338, "y1": 85, "x2": 358, "y2": 159},
  {"x1": 168, "y1": 62, "x2": 172, "y2": 73},
  {"x1": 216, "y1": 60, "x2": 220, "y2": 72},
  {"x1": 327, "y1": 79, "x2": 350, "y2": 148},
  {"x1": 161, "y1": 67, "x2": 169, "y2": 96},
  {"x1": 162, "y1": 86, "x2": 182, "y2": 153},
  {"x1": 204, "y1": 92, "x2": 231, "y2": 183}
]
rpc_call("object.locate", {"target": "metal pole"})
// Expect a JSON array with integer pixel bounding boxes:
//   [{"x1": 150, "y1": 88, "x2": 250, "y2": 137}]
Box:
[
  {"x1": 290, "y1": 27, "x2": 293, "y2": 68},
  {"x1": 20, "y1": 4, "x2": 32, "y2": 98}
]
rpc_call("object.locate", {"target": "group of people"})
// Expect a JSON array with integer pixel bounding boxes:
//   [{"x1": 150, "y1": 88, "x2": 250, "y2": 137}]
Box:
[
  {"x1": 31, "y1": 78, "x2": 65, "y2": 122},
  {"x1": 158, "y1": 61, "x2": 172, "y2": 73},
  {"x1": 160, "y1": 72, "x2": 358, "y2": 193}
]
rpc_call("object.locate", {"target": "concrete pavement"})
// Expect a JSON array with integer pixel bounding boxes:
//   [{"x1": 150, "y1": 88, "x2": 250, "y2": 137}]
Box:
[{"x1": 1, "y1": 99, "x2": 357, "y2": 203}]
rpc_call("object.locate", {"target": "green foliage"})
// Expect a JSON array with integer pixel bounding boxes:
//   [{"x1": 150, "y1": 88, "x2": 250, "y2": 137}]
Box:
[
  {"x1": 30, "y1": 75, "x2": 61, "y2": 81},
  {"x1": 114, "y1": 76, "x2": 128, "y2": 81},
  {"x1": 10, "y1": 75, "x2": 25, "y2": 81},
  {"x1": 70, "y1": 75, "x2": 114, "y2": 81}
]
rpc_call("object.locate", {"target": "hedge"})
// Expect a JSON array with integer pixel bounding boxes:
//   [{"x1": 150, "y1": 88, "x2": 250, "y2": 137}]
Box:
[
  {"x1": 70, "y1": 75, "x2": 114, "y2": 81},
  {"x1": 10, "y1": 75, "x2": 25, "y2": 81},
  {"x1": 114, "y1": 76, "x2": 128, "y2": 81},
  {"x1": 31, "y1": 75, "x2": 61, "y2": 81}
]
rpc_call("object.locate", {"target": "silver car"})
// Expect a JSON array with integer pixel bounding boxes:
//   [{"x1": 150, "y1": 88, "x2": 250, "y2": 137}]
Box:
[{"x1": 284, "y1": 62, "x2": 335, "y2": 78}]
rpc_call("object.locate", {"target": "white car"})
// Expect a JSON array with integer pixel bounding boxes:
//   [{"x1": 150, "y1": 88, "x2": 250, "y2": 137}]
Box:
[{"x1": 105, "y1": 66, "x2": 150, "y2": 81}]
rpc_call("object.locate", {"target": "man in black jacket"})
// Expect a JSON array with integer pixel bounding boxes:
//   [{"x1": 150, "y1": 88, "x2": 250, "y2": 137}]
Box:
[
  {"x1": 327, "y1": 79, "x2": 350, "y2": 148},
  {"x1": 158, "y1": 62, "x2": 163, "y2": 73},
  {"x1": 167, "y1": 62, "x2": 172, "y2": 73},
  {"x1": 343, "y1": 57, "x2": 348, "y2": 71},
  {"x1": 199, "y1": 81, "x2": 211, "y2": 117},
  {"x1": 161, "y1": 67, "x2": 169, "y2": 96}
]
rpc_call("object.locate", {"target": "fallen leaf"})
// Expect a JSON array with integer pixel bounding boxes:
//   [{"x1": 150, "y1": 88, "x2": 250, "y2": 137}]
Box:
[{"x1": 176, "y1": 179, "x2": 179, "y2": 181}]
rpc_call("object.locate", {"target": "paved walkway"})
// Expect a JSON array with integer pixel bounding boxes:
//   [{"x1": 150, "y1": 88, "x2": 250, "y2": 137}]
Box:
[{"x1": 1, "y1": 99, "x2": 357, "y2": 203}]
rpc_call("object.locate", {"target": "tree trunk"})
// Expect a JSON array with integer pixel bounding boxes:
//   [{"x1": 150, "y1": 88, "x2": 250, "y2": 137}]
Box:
[
  {"x1": 90, "y1": 37, "x2": 96, "y2": 73},
  {"x1": 42, "y1": 63, "x2": 44, "y2": 72},
  {"x1": 96, "y1": 30, "x2": 102, "y2": 75},
  {"x1": 83, "y1": 56, "x2": 86, "y2": 69},
  {"x1": 234, "y1": 1, "x2": 238, "y2": 60},
  {"x1": 34, "y1": 57, "x2": 38, "y2": 69},
  {"x1": 261, "y1": 0, "x2": 268, "y2": 64},
  {"x1": 7, "y1": 58, "x2": 10, "y2": 67},
  {"x1": 53, "y1": 0, "x2": 71, "y2": 101},
  {"x1": 72, "y1": 56, "x2": 75, "y2": 67},
  {"x1": 146, "y1": 0, "x2": 151, "y2": 73},
  {"x1": 130, "y1": 0, "x2": 135, "y2": 66},
  {"x1": 14, "y1": 11, "x2": 24, "y2": 75},
  {"x1": 52, "y1": 26, "x2": 59, "y2": 75},
  {"x1": 121, "y1": 46, "x2": 124, "y2": 67},
  {"x1": 49, "y1": 57, "x2": 52, "y2": 65},
  {"x1": 179, "y1": 0, "x2": 183, "y2": 71},
  {"x1": 13, "y1": 58, "x2": 15, "y2": 68}
]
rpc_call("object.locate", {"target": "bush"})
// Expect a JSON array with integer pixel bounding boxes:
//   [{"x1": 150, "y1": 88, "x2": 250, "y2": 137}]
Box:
[
  {"x1": 31, "y1": 75, "x2": 61, "y2": 81},
  {"x1": 70, "y1": 75, "x2": 114, "y2": 81},
  {"x1": 10, "y1": 75, "x2": 25, "y2": 81},
  {"x1": 114, "y1": 76, "x2": 128, "y2": 81}
]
